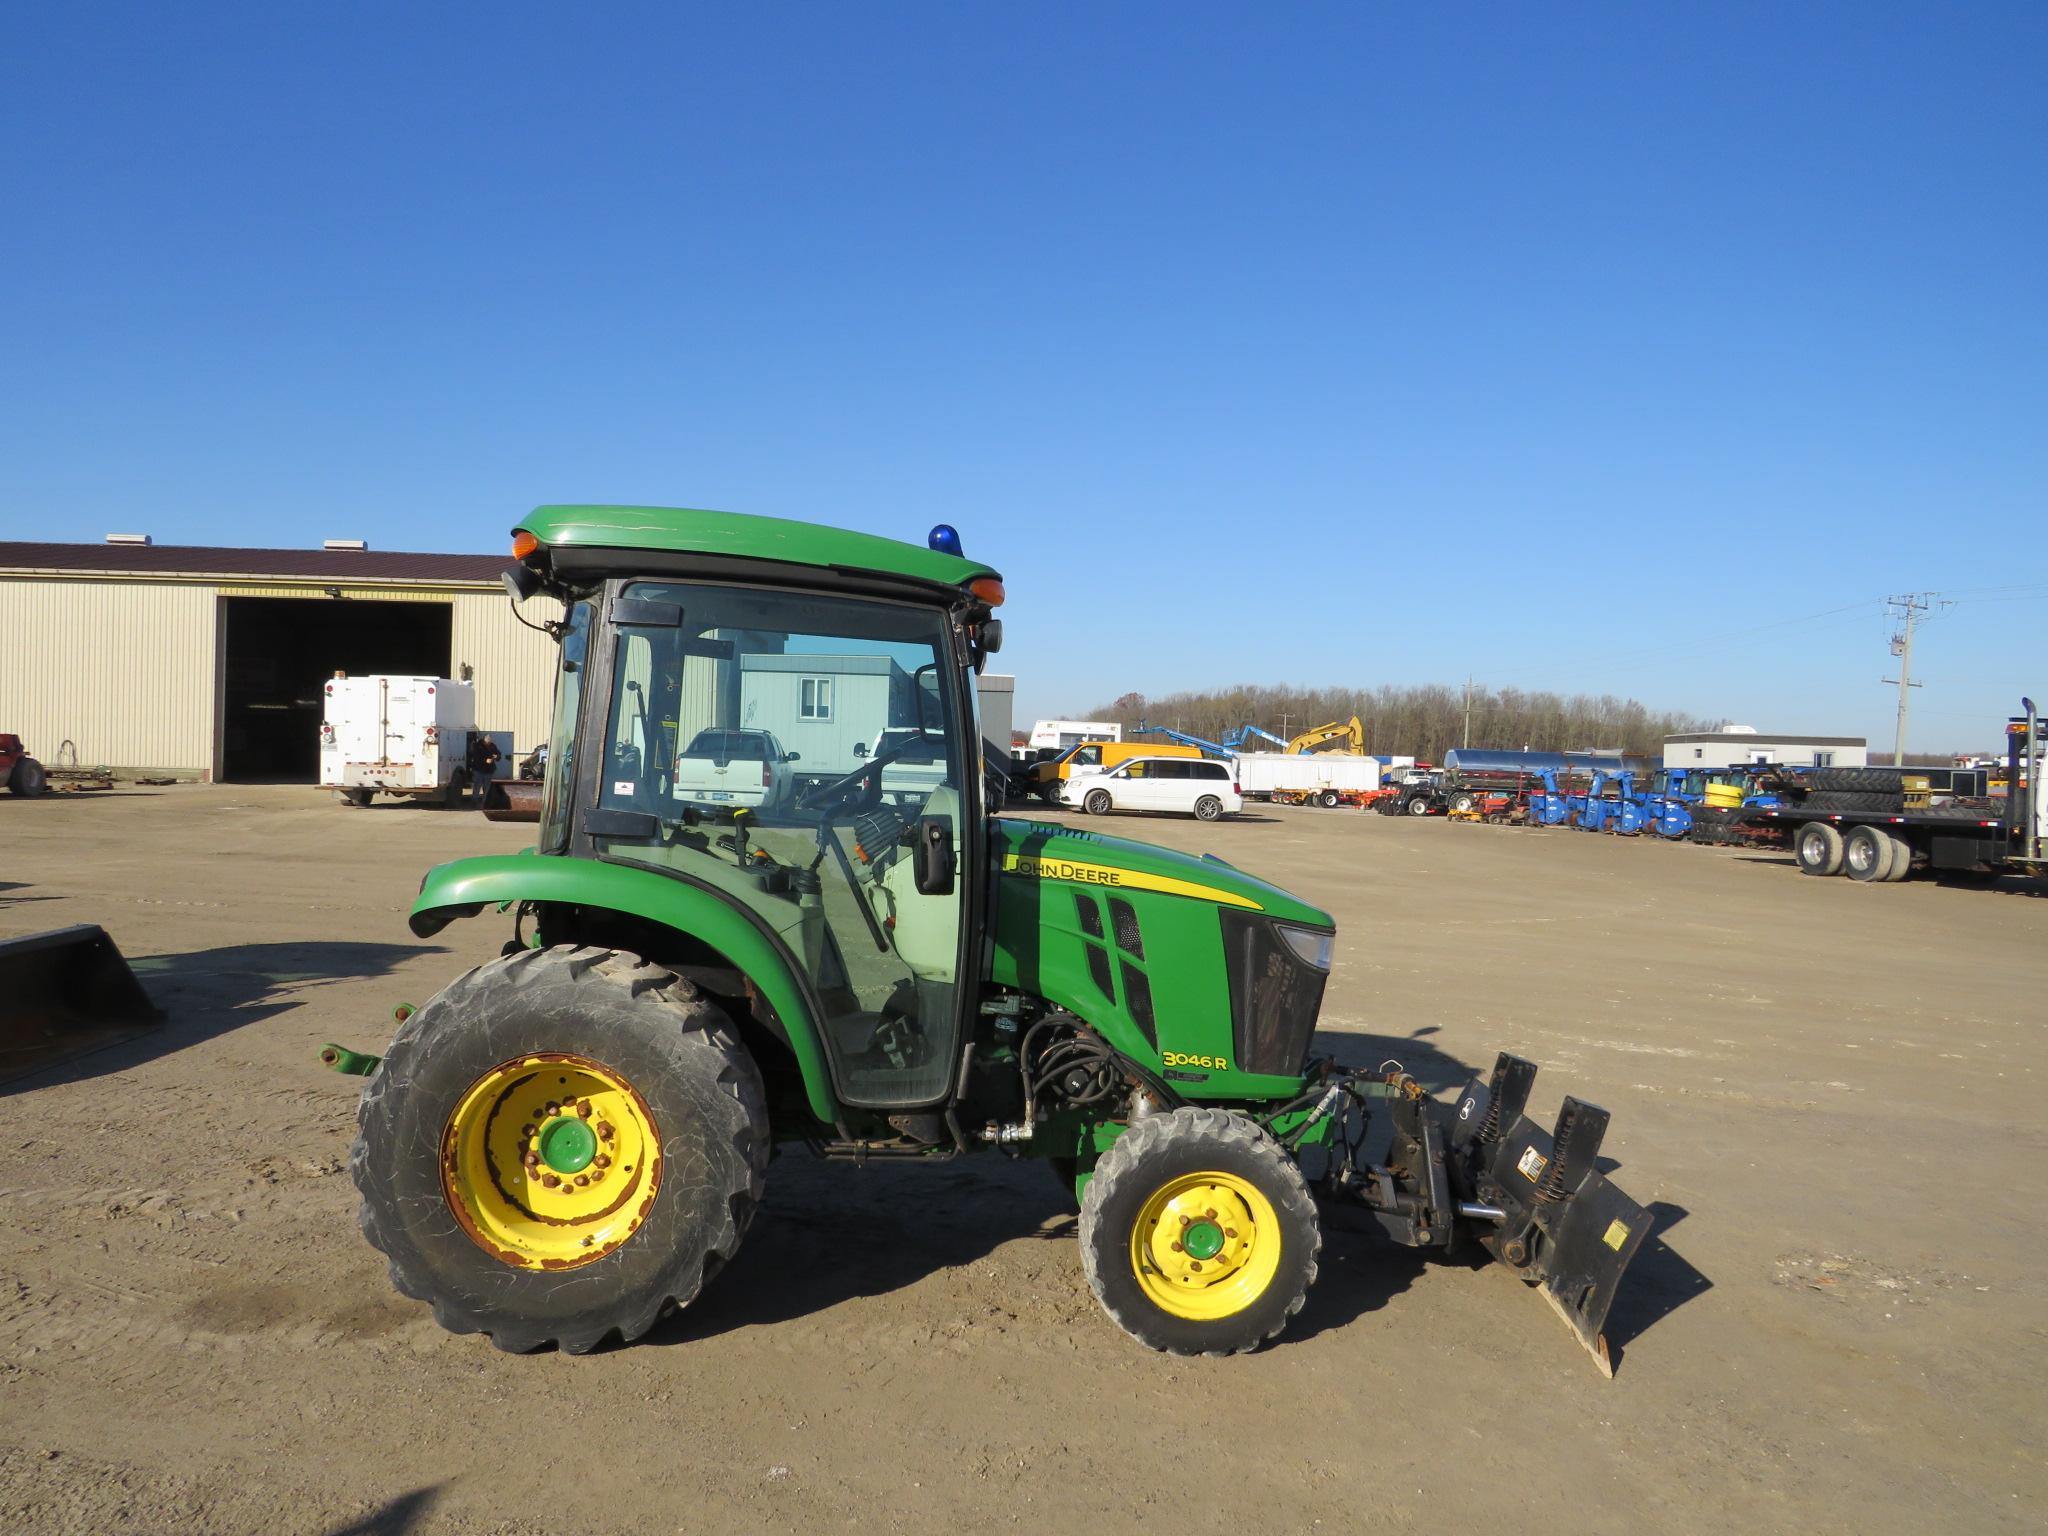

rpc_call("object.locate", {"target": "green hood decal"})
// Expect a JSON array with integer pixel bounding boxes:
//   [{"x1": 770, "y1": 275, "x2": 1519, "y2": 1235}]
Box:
[{"x1": 993, "y1": 817, "x2": 1332, "y2": 928}]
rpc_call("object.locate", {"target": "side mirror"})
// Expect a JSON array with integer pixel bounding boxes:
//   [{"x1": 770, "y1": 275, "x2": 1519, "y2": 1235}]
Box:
[
  {"x1": 853, "y1": 742, "x2": 869, "y2": 758},
  {"x1": 502, "y1": 566, "x2": 541, "y2": 602},
  {"x1": 912, "y1": 817, "x2": 955, "y2": 895},
  {"x1": 785, "y1": 751, "x2": 801, "y2": 763}
]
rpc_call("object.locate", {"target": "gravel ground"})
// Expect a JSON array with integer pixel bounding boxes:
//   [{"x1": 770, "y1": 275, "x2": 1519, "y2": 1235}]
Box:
[{"x1": 1, "y1": 784, "x2": 2042, "y2": 1535}]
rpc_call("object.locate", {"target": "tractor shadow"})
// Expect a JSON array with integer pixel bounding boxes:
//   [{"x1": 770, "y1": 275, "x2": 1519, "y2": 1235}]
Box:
[
  {"x1": 1, "y1": 940, "x2": 440, "y2": 1096},
  {"x1": 1603, "y1": 1202, "x2": 1709, "y2": 1368}
]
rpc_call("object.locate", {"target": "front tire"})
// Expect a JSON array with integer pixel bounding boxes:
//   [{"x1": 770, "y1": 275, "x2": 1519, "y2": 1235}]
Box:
[
  {"x1": 1084, "y1": 789, "x2": 1112, "y2": 816},
  {"x1": 8, "y1": 758, "x2": 46, "y2": 796},
  {"x1": 1405, "y1": 794, "x2": 1432, "y2": 816},
  {"x1": 352, "y1": 945, "x2": 768, "y2": 1354},
  {"x1": 1193, "y1": 795, "x2": 1223, "y2": 821},
  {"x1": 1079, "y1": 1107, "x2": 1319, "y2": 1356}
]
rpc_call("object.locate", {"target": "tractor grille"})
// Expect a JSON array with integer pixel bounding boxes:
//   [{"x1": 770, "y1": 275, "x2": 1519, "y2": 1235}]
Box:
[{"x1": 1220, "y1": 911, "x2": 1328, "y2": 1077}]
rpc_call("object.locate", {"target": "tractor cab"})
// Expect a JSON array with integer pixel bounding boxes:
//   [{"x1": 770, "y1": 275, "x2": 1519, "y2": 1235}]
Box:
[{"x1": 503, "y1": 507, "x2": 1004, "y2": 1113}]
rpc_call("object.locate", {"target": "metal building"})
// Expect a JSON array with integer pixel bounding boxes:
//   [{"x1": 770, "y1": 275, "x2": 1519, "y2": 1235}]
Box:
[
  {"x1": 1661, "y1": 730, "x2": 1869, "y2": 770},
  {"x1": 0, "y1": 540, "x2": 551, "y2": 779}
]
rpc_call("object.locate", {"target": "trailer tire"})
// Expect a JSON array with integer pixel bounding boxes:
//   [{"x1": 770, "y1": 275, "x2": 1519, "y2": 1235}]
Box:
[
  {"x1": 1316, "y1": 789, "x2": 1339, "y2": 809},
  {"x1": 1079, "y1": 1107, "x2": 1319, "y2": 1357},
  {"x1": 1803, "y1": 790, "x2": 1901, "y2": 812},
  {"x1": 352, "y1": 945, "x2": 768, "y2": 1355},
  {"x1": 8, "y1": 758, "x2": 47, "y2": 796},
  {"x1": 1843, "y1": 825, "x2": 1895, "y2": 882},
  {"x1": 1193, "y1": 795, "x2": 1223, "y2": 821},
  {"x1": 1794, "y1": 821, "x2": 1844, "y2": 876},
  {"x1": 1084, "y1": 789, "x2": 1113, "y2": 816},
  {"x1": 1808, "y1": 768, "x2": 1901, "y2": 794},
  {"x1": 1881, "y1": 830, "x2": 1915, "y2": 881}
]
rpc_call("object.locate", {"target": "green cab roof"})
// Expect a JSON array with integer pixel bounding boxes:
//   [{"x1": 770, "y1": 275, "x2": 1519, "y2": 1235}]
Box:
[{"x1": 516, "y1": 504, "x2": 1000, "y2": 590}]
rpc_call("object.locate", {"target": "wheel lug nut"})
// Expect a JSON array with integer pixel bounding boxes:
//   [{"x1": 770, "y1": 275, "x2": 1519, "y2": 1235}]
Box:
[
  {"x1": 590, "y1": 1170, "x2": 605, "y2": 1183},
  {"x1": 598, "y1": 1123, "x2": 615, "y2": 1141},
  {"x1": 593, "y1": 1154, "x2": 612, "y2": 1169},
  {"x1": 1170, "y1": 1241, "x2": 1184, "y2": 1253},
  {"x1": 1204, "y1": 1208, "x2": 1217, "y2": 1219},
  {"x1": 1225, "y1": 1229, "x2": 1238, "y2": 1239},
  {"x1": 521, "y1": 1124, "x2": 537, "y2": 1138},
  {"x1": 1190, "y1": 1261, "x2": 1203, "y2": 1272},
  {"x1": 574, "y1": 1174, "x2": 589, "y2": 1187},
  {"x1": 522, "y1": 1152, "x2": 540, "y2": 1168},
  {"x1": 1178, "y1": 1215, "x2": 1190, "y2": 1227},
  {"x1": 577, "y1": 1101, "x2": 593, "y2": 1119},
  {"x1": 545, "y1": 1101, "x2": 560, "y2": 1115}
]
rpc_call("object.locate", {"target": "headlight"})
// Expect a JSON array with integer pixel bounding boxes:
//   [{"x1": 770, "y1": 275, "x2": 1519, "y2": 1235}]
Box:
[{"x1": 1276, "y1": 923, "x2": 1334, "y2": 970}]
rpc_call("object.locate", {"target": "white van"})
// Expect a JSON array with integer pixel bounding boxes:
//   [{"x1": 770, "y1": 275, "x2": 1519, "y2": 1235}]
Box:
[{"x1": 1058, "y1": 755, "x2": 1242, "y2": 821}]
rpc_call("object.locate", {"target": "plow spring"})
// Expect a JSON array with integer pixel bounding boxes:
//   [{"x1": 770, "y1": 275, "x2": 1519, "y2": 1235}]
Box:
[{"x1": 1319, "y1": 1052, "x2": 1652, "y2": 1376}]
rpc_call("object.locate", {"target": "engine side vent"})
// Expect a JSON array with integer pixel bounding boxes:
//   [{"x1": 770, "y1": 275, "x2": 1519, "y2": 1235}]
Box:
[
  {"x1": 1108, "y1": 897, "x2": 1144, "y2": 958},
  {"x1": 1121, "y1": 960, "x2": 1156, "y2": 1048},
  {"x1": 1075, "y1": 891, "x2": 1104, "y2": 939},
  {"x1": 1086, "y1": 943, "x2": 1114, "y2": 1000}
]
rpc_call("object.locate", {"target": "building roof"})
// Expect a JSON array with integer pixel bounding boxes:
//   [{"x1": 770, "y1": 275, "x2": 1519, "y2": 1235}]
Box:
[
  {"x1": 1664, "y1": 732, "x2": 1867, "y2": 745},
  {"x1": 516, "y1": 505, "x2": 1002, "y2": 590},
  {"x1": 0, "y1": 542, "x2": 515, "y2": 585}
]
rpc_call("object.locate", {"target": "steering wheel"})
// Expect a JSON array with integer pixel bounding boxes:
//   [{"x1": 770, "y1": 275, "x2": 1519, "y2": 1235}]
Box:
[
  {"x1": 609, "y1": 741, "x2": 642, "y2": 779},
  {"x1": 796, "y1": 733, "x2": 937, "y2": 817}
]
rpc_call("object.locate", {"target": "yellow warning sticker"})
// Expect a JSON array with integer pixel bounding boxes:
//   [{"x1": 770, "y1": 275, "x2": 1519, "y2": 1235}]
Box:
[
  {"x1": 1000, "y1": 853, "x2": 1263, "y2": 910},
  {"x1": 1516, "y1": 1146, "x2": 1548, "y2": 1182},
  {"x1": 1603, "y1": 1219, "x2": 1631, "y2": 1251}
]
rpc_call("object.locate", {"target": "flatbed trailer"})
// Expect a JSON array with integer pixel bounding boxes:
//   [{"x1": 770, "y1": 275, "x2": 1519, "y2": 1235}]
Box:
[{"x1": 1755, "y1": 703, "x2": 2044, "y2": 884}]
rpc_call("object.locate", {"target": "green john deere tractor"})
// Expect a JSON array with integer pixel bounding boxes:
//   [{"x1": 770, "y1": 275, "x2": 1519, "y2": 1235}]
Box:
[{"x1": 343, "y1": 505, "x2": 1651, "y2": 1369}]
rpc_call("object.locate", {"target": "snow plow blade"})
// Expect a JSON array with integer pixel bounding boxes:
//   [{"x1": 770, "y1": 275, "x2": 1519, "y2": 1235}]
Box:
[
  {"x1": 1448, "y1": 1055, "x2": 1652, "y2": 1376},
  {"x1": 0, "y1": 924, "x2": 161, "y2": 1085},
  {"x1": 1321, "y1": 1051, "x2": 1652, "y2": 1376}
]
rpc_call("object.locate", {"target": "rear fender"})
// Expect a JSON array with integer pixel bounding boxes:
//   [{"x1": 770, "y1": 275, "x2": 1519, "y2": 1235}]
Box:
[{"x1": 409, "y1": 854, "x2": 840, "y2": 1124}]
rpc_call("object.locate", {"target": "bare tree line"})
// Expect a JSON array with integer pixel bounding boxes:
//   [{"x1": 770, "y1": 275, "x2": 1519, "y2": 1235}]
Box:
[{"x1": 1077, "y1": 683, "x2": 1719, "y2": 762}]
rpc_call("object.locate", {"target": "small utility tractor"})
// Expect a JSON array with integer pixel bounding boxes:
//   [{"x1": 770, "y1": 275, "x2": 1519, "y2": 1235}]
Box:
[{"x1": 336, "y1": 507, "x2": 1652, "y2": 1369}]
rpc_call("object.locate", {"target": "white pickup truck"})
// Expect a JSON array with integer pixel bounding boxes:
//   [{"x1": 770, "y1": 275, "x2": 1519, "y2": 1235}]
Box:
[
  {"x1": 673, "y1": 728, "x2": 799, "y2": 812},
  {"x1": 867, "y1": 727, "x2": 951, "y2": 806}
]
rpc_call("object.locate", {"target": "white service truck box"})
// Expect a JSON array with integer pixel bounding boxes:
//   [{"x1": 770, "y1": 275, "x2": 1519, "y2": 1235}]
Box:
[
  {"x1": 1232, "y1": 752, "x2": 1382, "y2": 801},
  {"x1": 320, "y1": 675, "x2": 489, "y2": 805}
]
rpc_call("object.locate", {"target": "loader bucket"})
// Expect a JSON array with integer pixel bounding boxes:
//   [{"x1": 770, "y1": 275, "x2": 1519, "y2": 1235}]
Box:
[{"x1": 0, "y1": 924, "x2": 162, "y2": 1085}]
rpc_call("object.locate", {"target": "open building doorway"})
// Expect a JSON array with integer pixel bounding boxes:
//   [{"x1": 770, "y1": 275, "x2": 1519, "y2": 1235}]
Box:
[{"x1": 220, "y1": 596, "x2": 452, "y2": 781}]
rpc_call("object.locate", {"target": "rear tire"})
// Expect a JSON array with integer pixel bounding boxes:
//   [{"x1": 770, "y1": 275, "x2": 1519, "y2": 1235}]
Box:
[
  {"x1": 1795, "y1": 821, "x2": 1844, "y2": 875},
  {"x1": 352, "y1": 945, "x2": 768, "y2": 1354},
  {"x1": 8, "y1": 758, "x2": 47, "y2": 796},
  {"x1": 1843, "y1": 825, "x2": 1895, "y2": 882},
  {"x1": 1193, "y1": 795, "x2": 1223, "y2": 821},
  {"x1": 1447, "y1": 791, "x2": 1476, "y2": 814},
  {"x1": 1084, "y1": 789, "x2": 1113, "y2": 816},
  {"x1": 1405, "y1": 795, "x2": 1432, "y2": 816},
  {"x1": 1079, "y1": 1108, "x2": 1319, "y2": 1357},
  {"x1": 1881, "y1": 829, "x2": 1915, "y2": 881}
]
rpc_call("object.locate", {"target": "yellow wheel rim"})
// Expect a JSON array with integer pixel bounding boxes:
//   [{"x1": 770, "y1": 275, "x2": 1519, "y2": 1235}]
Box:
[
  {"x1": 440, "y1": 1054, "x2": 661, "y2": 1270},
  {"x1": 1130, "y1": 1170, "x2": 1282, "y2": 1321}
]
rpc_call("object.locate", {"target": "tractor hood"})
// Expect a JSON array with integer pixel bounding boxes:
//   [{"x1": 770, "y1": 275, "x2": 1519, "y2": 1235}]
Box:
[{"x1": 992, "y1": 817, "x2": 1333, "y2": 928}]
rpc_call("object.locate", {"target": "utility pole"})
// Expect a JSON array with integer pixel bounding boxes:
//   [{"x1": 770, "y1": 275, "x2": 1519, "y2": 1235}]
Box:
[
  {"x1": 1463, "y1": 677, "x2": 1472, "y2": 749},
  {"x1": 1881, "y1": 593, "x2": 1941, "y2": 765}
]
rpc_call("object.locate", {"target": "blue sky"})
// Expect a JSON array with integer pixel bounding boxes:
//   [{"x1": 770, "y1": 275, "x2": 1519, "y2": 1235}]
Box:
[{"x1": 3, "y1": 3, "x2": 2041, "y2": 751}]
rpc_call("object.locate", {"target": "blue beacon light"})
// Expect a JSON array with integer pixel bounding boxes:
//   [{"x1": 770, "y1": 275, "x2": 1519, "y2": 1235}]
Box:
[{"x1": 927, "y1": 524, "x2": 963, "y2": 557}]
